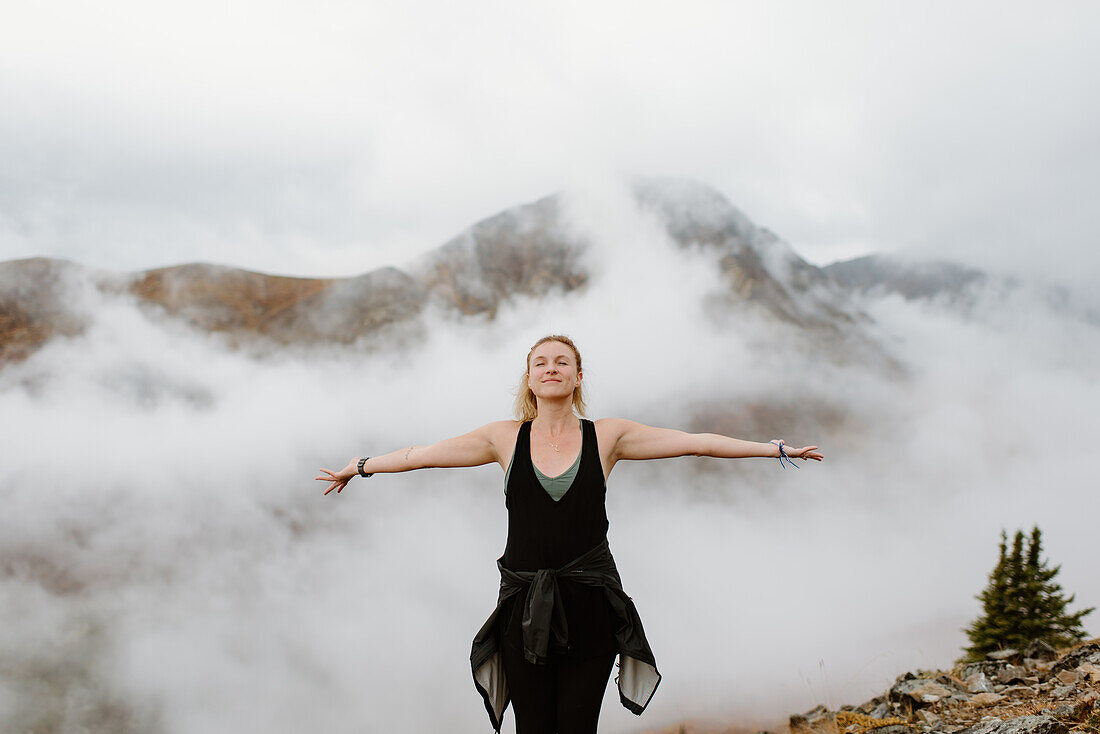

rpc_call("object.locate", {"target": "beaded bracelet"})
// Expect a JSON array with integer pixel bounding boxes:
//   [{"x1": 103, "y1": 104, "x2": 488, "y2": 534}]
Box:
[{"x1": 770, "y1": 440, "x2": 799, "y2": 469}]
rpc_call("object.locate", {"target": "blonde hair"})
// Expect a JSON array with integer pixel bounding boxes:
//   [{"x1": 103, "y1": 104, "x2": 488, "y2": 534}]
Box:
[{"x1": 513, "y1": 334, "x2": 588, "y2": 421}]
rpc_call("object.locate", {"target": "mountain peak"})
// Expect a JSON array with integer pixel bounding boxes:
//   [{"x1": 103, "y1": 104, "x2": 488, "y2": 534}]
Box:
[{"x1": 632, "y1": 176, "x2": 758, "y2": 245}]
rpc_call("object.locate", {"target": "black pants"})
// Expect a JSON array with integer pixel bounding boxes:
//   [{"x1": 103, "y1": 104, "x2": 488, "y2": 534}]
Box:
[{"x1": 501, "y1": 642, "x2": 617, "y2": 734}]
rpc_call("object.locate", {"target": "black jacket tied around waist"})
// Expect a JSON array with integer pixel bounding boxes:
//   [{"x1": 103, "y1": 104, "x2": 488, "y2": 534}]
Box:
[
  {"x1": 470, "y1": 539, "x2": 661, "y2": 732},
  {"x1": 505, "y1": 538, "x2": 627, "y2": 664}
]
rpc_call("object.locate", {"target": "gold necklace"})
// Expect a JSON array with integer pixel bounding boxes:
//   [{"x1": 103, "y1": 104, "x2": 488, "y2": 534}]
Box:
[{"x1": 536, "y1": 419, "x2": 577, "y2": 453}]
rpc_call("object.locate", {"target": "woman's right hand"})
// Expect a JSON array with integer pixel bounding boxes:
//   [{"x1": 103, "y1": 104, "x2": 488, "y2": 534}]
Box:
[{"x1": 316, "y1": 459, "x2": 359, "y2": 495}]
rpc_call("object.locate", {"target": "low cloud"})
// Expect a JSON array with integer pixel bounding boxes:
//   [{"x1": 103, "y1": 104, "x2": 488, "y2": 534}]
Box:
[{"x1": 2, "y1": 190, "x2": 1097, "y2": 732}]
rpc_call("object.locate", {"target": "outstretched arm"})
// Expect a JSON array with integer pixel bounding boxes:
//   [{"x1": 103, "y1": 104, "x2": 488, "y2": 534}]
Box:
[
  {"x1": 315, "y1": 422, "x2": 505, "y2": 495},
  {"x1": 605, "y1": 418, "x2": 822, "y2": 464}
]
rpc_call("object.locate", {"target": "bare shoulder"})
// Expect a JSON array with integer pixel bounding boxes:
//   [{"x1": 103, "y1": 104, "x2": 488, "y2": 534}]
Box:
[
  {"x1": 476, "y1": 419, "x2": 522, "y2": 468},
  {"x1": 481, "y1": 419, "x2": 522, "y2": 451},
  {"x1": 595, "y1": 417, "x2": 635, "y2": 433},
  {"x1": 483, "y1": 419, "x2": 522, "y2": 436},
  {"x1": 594, "y1": 417, "x2": 631, "y2": 448}
]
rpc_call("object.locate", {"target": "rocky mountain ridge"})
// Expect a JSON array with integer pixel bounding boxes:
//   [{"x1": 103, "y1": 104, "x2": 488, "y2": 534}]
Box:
[
  {"x1": 1, "y1": 179, "x2": 885, "y2": 368},
  {"x1": 8, "y1": 176, "x2": 1088, "y2": 373}
]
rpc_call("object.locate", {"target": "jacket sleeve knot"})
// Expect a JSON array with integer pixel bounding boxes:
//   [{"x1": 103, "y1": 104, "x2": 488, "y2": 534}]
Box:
[{"x1": 520, "y1": 568, "x2": 571, "y2": 664}]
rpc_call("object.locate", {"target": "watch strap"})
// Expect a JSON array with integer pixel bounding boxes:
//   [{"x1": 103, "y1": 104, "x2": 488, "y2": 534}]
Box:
[{"x1": 357, "y1": 457, "x2": 373, "y2": 478}]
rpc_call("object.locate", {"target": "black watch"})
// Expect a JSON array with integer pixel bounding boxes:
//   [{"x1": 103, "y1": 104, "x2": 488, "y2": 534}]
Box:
[{"x1": 357, "y1": 457, "x2": 373, "y2": 478}]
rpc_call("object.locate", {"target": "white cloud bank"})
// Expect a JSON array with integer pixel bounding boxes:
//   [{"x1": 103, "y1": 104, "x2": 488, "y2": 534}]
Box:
[{"x1": 1, "y1": 190, "x2": 1098, "y2": 733}]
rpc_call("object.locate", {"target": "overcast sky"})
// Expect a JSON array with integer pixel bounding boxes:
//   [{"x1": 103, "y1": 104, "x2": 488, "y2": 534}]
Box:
[{"x1": 2, "y1": 0, "x2": 1098, "y2": 286}]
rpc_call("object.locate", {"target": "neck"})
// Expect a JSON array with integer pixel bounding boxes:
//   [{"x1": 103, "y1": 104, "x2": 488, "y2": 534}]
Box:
[{"x1": 532, "y1": 399, "x2": 579, "y2": 435}]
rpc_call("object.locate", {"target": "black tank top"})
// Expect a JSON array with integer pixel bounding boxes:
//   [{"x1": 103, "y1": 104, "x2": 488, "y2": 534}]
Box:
[{"x1": 500, "y1": 419, "x2": 617, "y2": 660}]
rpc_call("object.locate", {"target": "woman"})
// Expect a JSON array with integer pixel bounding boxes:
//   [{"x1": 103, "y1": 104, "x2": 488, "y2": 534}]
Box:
[{"x1": 317, "y1": 334, "x2": 823, "y2": 734}]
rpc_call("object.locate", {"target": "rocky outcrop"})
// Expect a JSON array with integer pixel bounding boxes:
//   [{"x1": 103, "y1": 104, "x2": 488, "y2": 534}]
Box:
[
  {"x1": 787, "y1": 640, "x2": 1100, "y2": 734},
  {"x1": 0, "y1": 257, "x2": 91, "y2": 364},
  {"x1": 634, "y1": 178, "x2": 865, "y2": 333},
  {"x1": 823, "y1": 255, "x2": 988, "y2": 304},
  {"x1": 410, "y1": 194, "x2": 588, "y2": 317}
]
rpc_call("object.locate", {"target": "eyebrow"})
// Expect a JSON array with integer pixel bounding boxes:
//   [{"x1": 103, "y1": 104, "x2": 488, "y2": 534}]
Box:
[{"x1": 532, "y1": 354, "x2": 571, "y2": 361}]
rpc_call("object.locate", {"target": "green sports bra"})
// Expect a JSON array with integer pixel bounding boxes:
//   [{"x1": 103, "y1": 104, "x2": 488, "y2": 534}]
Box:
[{"x1": 505, "y1": 447, "x2": 582, "y2": 501}]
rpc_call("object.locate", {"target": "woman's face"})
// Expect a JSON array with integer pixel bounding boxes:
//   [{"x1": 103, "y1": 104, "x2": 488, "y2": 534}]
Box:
[{"x1": 526, "y1": 341, "x2": 581, "y2": 399}]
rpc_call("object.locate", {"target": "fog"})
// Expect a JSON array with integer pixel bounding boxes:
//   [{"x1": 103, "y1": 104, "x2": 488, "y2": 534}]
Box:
[{"x1": 2, "y1": 187, "x2": 1097, "y2": 733}]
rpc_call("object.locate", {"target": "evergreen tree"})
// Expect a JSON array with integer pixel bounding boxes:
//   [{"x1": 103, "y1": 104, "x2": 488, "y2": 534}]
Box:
[
  {"x1": 1021, "y1": 526, "x2": 1094, "y2": 648},
  {"x1": 1005, "y1": 530, "x2": 1026, "y2": 642},
  {"x1": 962, "y1": 530, "x2": 1011, "y2": 661},
  {"x1": 962, "y1": 526, "x2": 1093, "y2": 662}
]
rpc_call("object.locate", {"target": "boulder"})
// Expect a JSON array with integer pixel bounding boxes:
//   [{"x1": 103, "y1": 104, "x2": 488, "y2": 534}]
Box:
[
  {"x1": 1051, "y1": 643, "x2": 1100, "y2": 673},
  {"x1": 1023, "y1": 640, "x2": 1058, "y2": 662},
  {"x1": 938, "y1": 674, "x2": 970, "y2": 691},
  {"x1": 995, "y1": 666, "x2": 1029, "y2": 684},
  {"x1": 964, "y1": 662, "x2": 1009, "y2": 680},
  {"x1": 966, "y1": 672, "x2": 996, "y2": 693},
  {"x1": 867, "y1": 702, "x2": 893, "y2": 719},
  {"x1": 889, "y1": 679, "x2": 954, "y2": 705},
  {"x1": 1049, "y1": 686, "x2": 1073, "y2": 699},
  {"x1": 986, "y1": 715, "x2": 1067, "y2": 734},
  {"x1": 988, "y1": 649, "x2": 1022, "y2": 662},
  {"x1": 790, "y1": 704, "x2": 830, "y2": 730},
  {"x1": 918, "y1": 710, "x2": 942, "y2": 726},
  {"x1": 957, "y1": 718, "x2": 1004, "y2": 734},
  {"x1": 1054, "y1": 669, "x2": 1081, "y2": 686},
  {"x1": 1077, "y1": 662, "x2": 1100, "y2": 682},
  {"x1": 865, "y1": 726, "x2": 919, "y2": 734},
  {"x1": 1000, "y1": 685, "x2": 1036, "y2": 698},
  {"x1": 858, "y1": 696, "x2": 887, "y2": 715},
  {"x1": 961, "y1": 717, "x2": 1066, "y2": 734}
]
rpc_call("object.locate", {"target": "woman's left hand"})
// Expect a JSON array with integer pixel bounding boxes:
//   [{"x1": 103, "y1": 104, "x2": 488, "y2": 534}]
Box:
[{"x1": 788, "y1": 445, "x2": 823, "y2": 462}]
